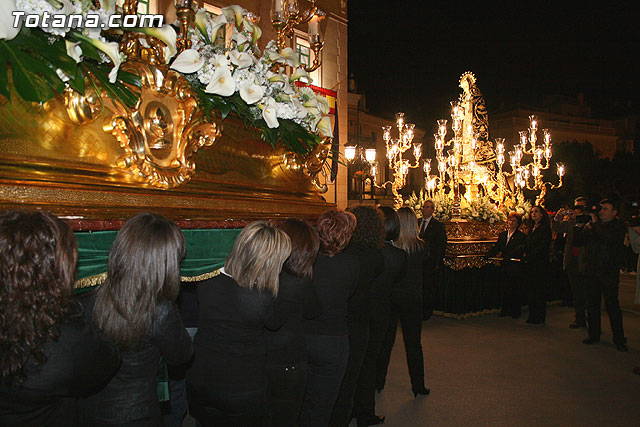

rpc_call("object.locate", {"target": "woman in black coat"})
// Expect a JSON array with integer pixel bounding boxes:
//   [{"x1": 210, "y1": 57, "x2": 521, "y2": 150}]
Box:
[
  {"x1": 485, "y1": 212, "x2": 527, "y2": 318},
  {"x1": 187, "y1": 221, "x2": 291, "y2": 426},
  {"x1": 378, "y1": 207, "x2": 430, "y2": 398},
  {"x1": 0, "y1": 211, "x2": 120, "y2": 426},
  {"x1": 525, "y1": 205, "x2": 552, "y2": 324},
  {"x1": 82, "y1": 213, "x2": 193, "y2": 426},
  {"x1": 330, "y1": 206, "x2": 385, "y2": 427},
  {"x1": 300, "y1": 209, "x2": 359, "y2": 427},
  {"x1": 353, "y1": 206, "x2": 407, "y2": 427},
  {"x1": 265, "y1": 219, "x2": 321, "y2": 426}
]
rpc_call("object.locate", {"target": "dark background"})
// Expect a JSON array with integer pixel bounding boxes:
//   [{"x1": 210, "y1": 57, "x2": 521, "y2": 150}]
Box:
[
  {"x1": 347, "y1": 0, "x2": 640, "y2": 208},
  {"x1": 348, "y1": 0, "x2": 639, "y2": 130}
]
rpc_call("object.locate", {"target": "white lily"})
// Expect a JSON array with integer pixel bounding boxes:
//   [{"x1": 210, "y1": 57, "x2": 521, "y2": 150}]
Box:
[
  {"x1": 289, "y1": 67, "x2": 309, "y2": 83},
  {"x1": 194, "y1": 8, "x2": 210, "y2": 44},
  {"x1": 65, "y1": 40, "x2": 82, "y2": 63},
  {"x1": 108, "y1": 63, "x2": 121, "y2": 84},
  {"x1": 136, "y1": 25, "x2": 177, "y2": 63},
  {"x1": 205, "y1": 66, "x2": 235, "y2": 96},
  {"x1": 316, "y1": 96, "x2": 330, "y2": 114},
  {"x1": 212, "y1": 54, "x2": 229, "y2": 68},
  {"x1": 279, "y1": 47, "x2": 300, "y2": 68},
  {"x1": 266, "y1": 70, "x2": 286, "y2": 83},
  {"x1": 239, "y1": 82, "x2": 264, "y2": 105},
  {"x1": 231, "y1": 31, "x2": 249, "y2": 51},
  {"x1": 316, "y1": 116, "x2": 333, "y2": 138},
  {"x1": 222, "y1": 5, "x2": 245, "y2": 28},
  {"x1": 260, "y1": 97, "x2": 279, "y2": 129},
  {"x1": 292, "y1": 97, "x2": 308, "y2": 119},
  {"x1": 170, "y1": 49, "x2": 204, "y2": 74},
  {"x1": 1, "y1": 1, "x2": 21, "y2": 40},
  {"x1": 210, "y1": 14, "x2": 227, "y2": 42},
  {"x1": 229, "y1": 49, "x2": 252, "y2": 69},
  {"x1": 243, "y1": 18, "x2": 262, "y2": 45},
  {"x1": 263, "y1": 48, "x2": 283, "y2": 63},
  {"x1": 55, "y1": 69, "x2": 70, "y2": 83},
  {"x1": 305, "y1": 105, "x2": 321, "y2": 118}
]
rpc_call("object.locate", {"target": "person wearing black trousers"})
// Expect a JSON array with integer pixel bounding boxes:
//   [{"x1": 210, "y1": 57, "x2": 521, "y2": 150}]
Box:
[
  {"x1": 378, "y1": 207, "x2": 430, "y2": 398},
  {"x1": 300, "y1": 210, "x2": 359, "y2": 427},
  {"x1": 265, "y1": 219, "x2": 322, "y2": 426},
  {"x1": 419, "y1": 200, "x2": 447, "y2": 320},
  {"x1": 353, "y1": 206, "x2": 408, "y2": 427},
  {"x1": 525, "y1": 205, "x2": 552, "y2": 324},
  {"x1": 485, "y1": 212, "x2": 527, "y2": 318},
  {"x1": 579, "y1": 198, "x2": 628, "y2": 352},
  {"x1": 187, "y1": 222, "x2": 291, "y2": 426},
  {"x1": 329, "y1": 206, "x2": 384, "y2": 427}
]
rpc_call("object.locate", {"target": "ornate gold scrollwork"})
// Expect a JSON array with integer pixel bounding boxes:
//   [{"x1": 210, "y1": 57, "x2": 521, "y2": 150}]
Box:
[
  {"x1": 63, "y1": 86, "x2": 102, "y2": 125},
  {"x1": 103, "y1": 61, "x2": 221, "y2": 189},
  {"x1": 282, "y1": 138, "x2": 332, "y2": 193}
]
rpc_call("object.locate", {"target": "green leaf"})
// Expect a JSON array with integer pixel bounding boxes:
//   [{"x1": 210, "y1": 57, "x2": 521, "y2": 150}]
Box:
[
  {"x1": 0, "y1": 48, "x2": 9, "y2": 100},
  {"x1": 1, "y1": 40, "x2": 59, "y2": 102},
  {"x1": 67, "y1": 66, "x2": 85, "y2": 94},
  {"x1": 116, "y1": 70, "x2": 142, "y2": 88},
  {"x1": 11, "y1": 31, "x2": 77, "y2": 77}
]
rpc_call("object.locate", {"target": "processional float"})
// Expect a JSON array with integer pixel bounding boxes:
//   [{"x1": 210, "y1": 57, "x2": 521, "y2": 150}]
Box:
[{"x1": 0, "y1": 0, "x2": 336, "y2": 286}]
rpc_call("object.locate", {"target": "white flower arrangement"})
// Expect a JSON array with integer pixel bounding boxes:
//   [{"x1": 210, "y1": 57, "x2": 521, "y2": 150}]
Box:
[
  {"x1": 1, "y1": 2, "x2": 331, "y2": 155},
  {"x1": 405, "y1": 189, "x2": 506, "y2": 223}
]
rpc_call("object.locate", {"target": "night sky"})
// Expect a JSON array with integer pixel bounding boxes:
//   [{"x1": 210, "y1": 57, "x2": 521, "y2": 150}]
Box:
[{"x1": 348, "y1": 1, "x2": 640, "y2": 133}]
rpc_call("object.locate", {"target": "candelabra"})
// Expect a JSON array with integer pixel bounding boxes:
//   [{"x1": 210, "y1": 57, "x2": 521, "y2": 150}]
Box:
[
  {"x1": 370, "y1": 113, "x2": 422, "y2": 209},
  {"x1": 425, "y1": 102, "x2": 482, "y2": 219},
  {"x1": 270, "y1": 0, "x2": 327, "y2": 72},
  {"x1": 500, "y1": 115, "x2": 564, "y2": 205}
]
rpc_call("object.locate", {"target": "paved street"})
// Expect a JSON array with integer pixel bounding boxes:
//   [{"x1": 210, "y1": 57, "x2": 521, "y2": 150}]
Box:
[{"x1": 374, "y1": 272, "x2": 640, "y2": 426}]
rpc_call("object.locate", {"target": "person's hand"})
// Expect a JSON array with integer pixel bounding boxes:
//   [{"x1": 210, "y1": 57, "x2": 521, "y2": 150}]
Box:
[{"x1": 590, "y1": 213, "x2": 598, "y2": 223}]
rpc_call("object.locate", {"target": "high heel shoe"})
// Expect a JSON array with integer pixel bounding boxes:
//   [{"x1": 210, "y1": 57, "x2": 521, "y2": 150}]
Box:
[{"x1": 413, "y1": 387, "x2": 430, "y2": 397}]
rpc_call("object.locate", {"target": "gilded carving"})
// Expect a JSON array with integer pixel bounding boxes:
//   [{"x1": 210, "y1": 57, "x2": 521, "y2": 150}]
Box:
[
  {"x1": 104, "y1": 61, "x2": 221, "y2": 189},
  {"x1": 282, "y1": 139, "x2": 332, "y2": 193}
]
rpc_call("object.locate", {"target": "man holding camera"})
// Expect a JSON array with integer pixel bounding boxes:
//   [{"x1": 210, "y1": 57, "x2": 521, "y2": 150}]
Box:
[
  {"x1": 553, "y1": 197, "x2": 591, "y2": 329},
  {"x1": 579, "y1": 198, "x2": 628, "y2": 352}
]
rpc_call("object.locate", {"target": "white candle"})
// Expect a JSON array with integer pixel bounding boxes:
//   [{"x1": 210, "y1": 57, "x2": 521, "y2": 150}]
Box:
[{"x1": 309, "y1": 15, "x2": 319, "y2": 36}]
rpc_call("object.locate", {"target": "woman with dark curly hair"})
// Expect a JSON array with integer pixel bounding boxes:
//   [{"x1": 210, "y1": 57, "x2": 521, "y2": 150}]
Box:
[
  {"x1": 525, "y1": 205, "x2": 552, "y2": 324},
  {"x1": 80, "y1": 212, "x2": 193, "y2": 426},
  {"x1": 300, "y1": 209, "x2": 359, "y2": 427},
  {"x1": 0, "y1": 210, "x2": 120, "y2": 426},
  {"x1": 265, "y1": 218, "x2": 321, "y2": 426},
  {"x1": 330, "y1": 206, "x2": 385, "y2": 427},
  {"x1": 378, "y1": 207, "x2": 430, "y2": 398},
  {"x1": 353, "y1": 206, "x2": 407, "y2": 426}
]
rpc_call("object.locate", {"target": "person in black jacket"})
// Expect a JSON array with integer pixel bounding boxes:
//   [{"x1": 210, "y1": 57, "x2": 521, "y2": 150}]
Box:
[
  {"x1": 354, "y1": 206, "x2": 407, "y2": 427},
  {"x1": 525, "y1": 205, "x2": 552, "y2": 324},
  {"x1": 188, "y1": 221, "x2": 290, "y2": 426},
  {"x1": 265, "y1": 219, "x2": 321, "y2": 426},
  {"x1": 0, "y1": 210, "x2": 120, "y2": 426},
  {"x1": 485, "y1": 212, "x2": 527, "y2": 318},
  {"x1": 579, "y1": 198, "x2": 629, "y2": 351},
  {"x1": 379, "y1": 207, "x2": 430, "y2": 398},
  {"x1": 300, "y1": 210, "x2": 359, "y2": 427},
  {"x1": 330, "y1": 206, "x2": 385, "y2": 427},
  {"x1": 82, "y1": 213, "x2": 193, "y2": 426},
  {"x1": 419, "y1": 200, "x2": 447, "y2": 319}
]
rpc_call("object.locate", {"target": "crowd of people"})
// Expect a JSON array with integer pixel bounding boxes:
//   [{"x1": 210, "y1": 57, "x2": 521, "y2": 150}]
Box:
[
  {"x1": 486, "y1": 197, "x2": 637, "y2": 354},
  {"x1": 0, "y1": 196, "x2": 637, "y2": 426}
]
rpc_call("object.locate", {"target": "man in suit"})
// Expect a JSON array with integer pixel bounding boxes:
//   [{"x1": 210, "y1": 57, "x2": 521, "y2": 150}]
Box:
[
  {"x1": 419, "y1": 200, "x2": 447, "y2": 319},
  {"x1": 552, "y1": 196, "x2": 590, "y2": 328},
  {"x1": 579, "y1": 198, "x2": 628, "y2": 352}
]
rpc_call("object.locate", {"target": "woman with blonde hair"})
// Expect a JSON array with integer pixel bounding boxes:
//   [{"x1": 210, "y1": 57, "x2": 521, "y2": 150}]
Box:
[
  {"x1": 187, "y1": 221, "x2": 291, "y2": 426},
  {"x1": 378, "y1": 207, "x2": 430, "y2": 398}
]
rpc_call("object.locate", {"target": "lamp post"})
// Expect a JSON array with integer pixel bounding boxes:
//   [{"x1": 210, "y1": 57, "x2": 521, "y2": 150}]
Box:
[{"x1": 345, "y1": 145, "x2": 377, "y2": 204}]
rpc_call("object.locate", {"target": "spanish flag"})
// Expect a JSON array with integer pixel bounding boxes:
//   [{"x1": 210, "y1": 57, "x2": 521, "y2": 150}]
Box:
[{"x1": 294, "y1": 82, "x2": 337, "y2": 115}]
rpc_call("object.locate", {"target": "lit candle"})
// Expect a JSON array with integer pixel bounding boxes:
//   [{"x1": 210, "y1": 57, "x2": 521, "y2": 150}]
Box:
[{"x1": 308, "y1": 15, "x2": 319, "y2": 36}]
